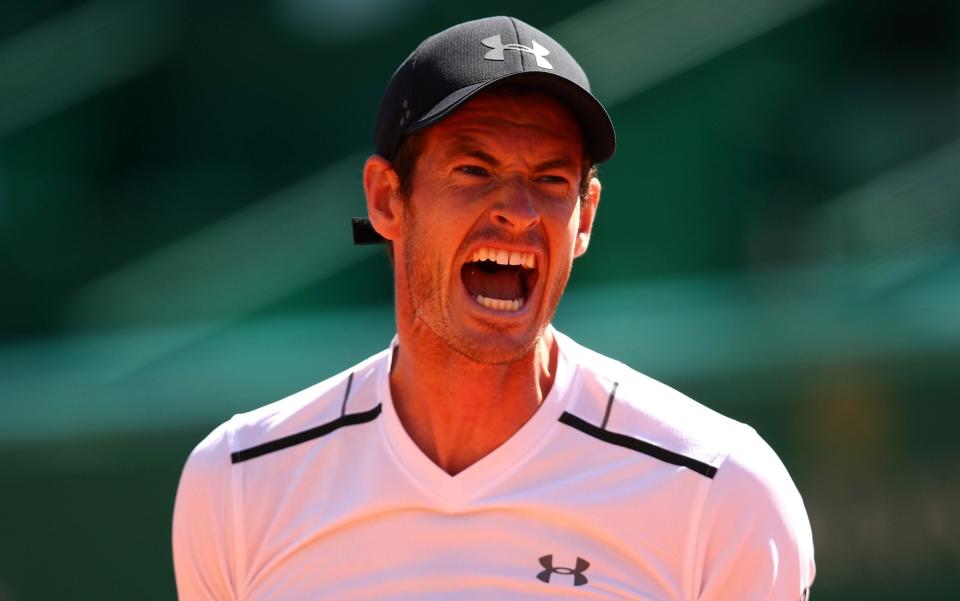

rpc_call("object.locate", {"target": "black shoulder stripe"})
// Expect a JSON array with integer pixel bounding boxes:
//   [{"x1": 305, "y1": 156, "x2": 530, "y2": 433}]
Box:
[
  {"x1": 231, "y1": 404, "x2": 382, "y2": 464},
  {"x1": 558, "y1": 412, "x2": 718, "y2": 479},
  {"x1": 340, "y1": 372, "x2": 355, "y2": 416},
  {"x1": 600, "y1": 381, "x2": 619, "y2": 429}
]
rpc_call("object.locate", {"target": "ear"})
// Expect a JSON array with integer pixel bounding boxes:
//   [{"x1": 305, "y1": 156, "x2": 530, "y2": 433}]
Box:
[
  {"x1": 574, "y1": 176, "x2": 601, "y2": 258},
  {"x1": 363, "y1": 155, "x2": 404, "y2": 241}
]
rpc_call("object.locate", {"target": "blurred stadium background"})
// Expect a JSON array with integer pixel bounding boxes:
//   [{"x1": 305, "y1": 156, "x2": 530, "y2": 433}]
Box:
[{"x1": 1, "y1": 0, "x2": 958, "y2": 599}]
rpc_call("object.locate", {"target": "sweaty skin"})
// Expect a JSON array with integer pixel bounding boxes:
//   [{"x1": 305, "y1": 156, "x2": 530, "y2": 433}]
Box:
[{"x1": 364, "y1": 90, "x2": 602, "y2": 475}]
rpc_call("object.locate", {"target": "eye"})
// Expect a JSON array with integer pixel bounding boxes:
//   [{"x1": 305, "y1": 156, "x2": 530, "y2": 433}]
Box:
[
  {"x1": 535, "y1": 174, "x2": 569, "y2": 186},
  {"x1": 456, "y1": 165, "x2": 490, "y2": 177}
]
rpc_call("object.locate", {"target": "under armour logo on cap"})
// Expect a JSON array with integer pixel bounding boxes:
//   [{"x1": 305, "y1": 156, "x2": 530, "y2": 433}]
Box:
[
  {"x1": 481, "y1": 35, "x2": 553, "y2": 69},
  {"x1": 536, "y1": 554, "x2": 590, "y2": 586}
]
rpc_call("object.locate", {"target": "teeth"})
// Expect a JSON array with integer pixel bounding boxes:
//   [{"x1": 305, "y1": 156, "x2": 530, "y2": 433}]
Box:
[
  {"x1": 470, "y1": 247, "x2": 537, "y2": 268},
  {"x1": 475, "y1": 294, "x2": 524, "y2": 312}
]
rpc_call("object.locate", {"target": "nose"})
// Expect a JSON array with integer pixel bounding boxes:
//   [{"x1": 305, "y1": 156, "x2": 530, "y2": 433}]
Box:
[{"x1": 491, "y1": 184, "x2": 540, "y2": 232}]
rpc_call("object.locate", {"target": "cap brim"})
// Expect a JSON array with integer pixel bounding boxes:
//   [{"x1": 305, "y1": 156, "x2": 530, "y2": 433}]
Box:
[{"x1": 403, "y1": 71, "x2": 616, "y2": 163}]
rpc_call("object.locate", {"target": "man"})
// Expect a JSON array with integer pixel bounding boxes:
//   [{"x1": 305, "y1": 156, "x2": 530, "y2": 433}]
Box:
[{"x1": 173, "y1": 16, "x2": 815, "y2": 600}]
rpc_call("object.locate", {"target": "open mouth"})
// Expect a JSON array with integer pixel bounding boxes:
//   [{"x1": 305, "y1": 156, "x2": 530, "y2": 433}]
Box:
[{"x1": 460, "y1": 247, "x2": 539, "y2": 312}]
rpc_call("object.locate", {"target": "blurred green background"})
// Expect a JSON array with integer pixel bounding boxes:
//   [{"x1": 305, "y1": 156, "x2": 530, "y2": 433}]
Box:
[{"x1": 1, "y1": 0, "x2": 958, "y2": 599}]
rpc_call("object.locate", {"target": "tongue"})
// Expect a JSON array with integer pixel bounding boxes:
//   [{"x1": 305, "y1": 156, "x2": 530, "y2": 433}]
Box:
[{"x1": 462, "y1": 264, "x2": 523, "y2": 300}]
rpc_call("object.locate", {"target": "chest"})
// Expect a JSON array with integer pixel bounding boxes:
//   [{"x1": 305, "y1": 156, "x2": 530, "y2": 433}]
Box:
[{"x1": 234, "y1": 433, "x2": 708, "y2": 600}]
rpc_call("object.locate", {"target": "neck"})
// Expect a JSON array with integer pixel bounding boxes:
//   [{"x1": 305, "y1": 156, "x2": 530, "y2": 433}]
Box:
[{"x1": 389, "y1": 323, "x2": 558, "y2": 476}]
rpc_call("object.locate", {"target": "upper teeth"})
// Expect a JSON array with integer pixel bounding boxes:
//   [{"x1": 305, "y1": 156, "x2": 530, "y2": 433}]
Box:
[{"x1": 470, "y1": 247, "x2": 536, "y2": 269}]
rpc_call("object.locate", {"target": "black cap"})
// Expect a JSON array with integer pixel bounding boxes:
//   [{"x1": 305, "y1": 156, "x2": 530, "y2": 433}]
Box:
[
  {"x1": 375, "y1": 16, "x2": 615, "y2": 163},
  {"x1": 355, "y1": 16, "x2": 616, "y2": 245}
]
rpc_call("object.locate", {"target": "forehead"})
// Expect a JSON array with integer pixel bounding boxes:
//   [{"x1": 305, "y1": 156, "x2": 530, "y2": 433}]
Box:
[{"x1": 420, "y1": 89, "x2": 585, "y2": 162}]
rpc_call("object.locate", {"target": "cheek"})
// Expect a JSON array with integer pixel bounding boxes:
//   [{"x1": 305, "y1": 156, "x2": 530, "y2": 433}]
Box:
[
  {"x1": 542, "y1": 200, "x2": 581, "y2": 248},
  {"x1": 402, "y1": 211, "x2": 457, "y2": 291},
  {"x1": 543, "y1": 205, "x2": 581, "y2": 291}
]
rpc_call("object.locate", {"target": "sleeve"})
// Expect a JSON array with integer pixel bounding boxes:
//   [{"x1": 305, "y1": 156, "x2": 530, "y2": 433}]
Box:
[
  {"x1": 693, "y1": 427, "x2": 816, "y2": 601},
  {"x1": 172, "y1": 421, "x2": 241, "y2": 601}
]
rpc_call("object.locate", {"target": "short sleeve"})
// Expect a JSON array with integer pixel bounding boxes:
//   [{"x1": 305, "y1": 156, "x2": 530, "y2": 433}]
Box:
[
  {"x1": 172, "y1": 421, "x2": 240, "y2": 601},
  {"x1": 693, "y1": 427, "x2": 815, "y2": 601}
]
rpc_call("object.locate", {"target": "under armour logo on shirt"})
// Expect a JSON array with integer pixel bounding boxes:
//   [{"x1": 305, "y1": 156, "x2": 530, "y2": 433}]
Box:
[
  {"x1": 536, "y1": 554, "x2": 590, "y2": 586},
  {"x1": 481, "y1": 35, "x2": 553, "y2": 70}
]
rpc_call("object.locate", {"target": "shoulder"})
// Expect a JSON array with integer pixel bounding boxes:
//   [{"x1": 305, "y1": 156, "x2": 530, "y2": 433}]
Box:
[
  {"x1": 694, "y1": 427, "x2": 816, "y2": 597},
  {"x1": 555, "y1": 332, "x2": 815, "y2": 595},
  {"x1": 704, "y1": 428, "x2": 815, "y2": 558},
  {"x1": 557, "y1": 331, "x2": 751, "y2": 474},
  {"x1": 189, "y1": 347, "x2": 390, "y2": 467}
]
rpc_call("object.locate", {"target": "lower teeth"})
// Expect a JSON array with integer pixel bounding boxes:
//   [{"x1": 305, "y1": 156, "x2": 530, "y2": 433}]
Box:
[{"x1": 475, "y1": 294, "x2": 523, "y2": 312}]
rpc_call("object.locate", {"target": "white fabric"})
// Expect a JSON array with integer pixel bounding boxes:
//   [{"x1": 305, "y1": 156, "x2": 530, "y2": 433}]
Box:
[{"x1": 173, "y1": 330, "x2": 815, "y2": 600}]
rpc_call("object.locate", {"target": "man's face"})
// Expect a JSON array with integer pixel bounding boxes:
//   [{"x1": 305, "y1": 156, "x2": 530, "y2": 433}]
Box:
[{"x1": 393, "y1": 89, "x2": 597, "y2": 364}]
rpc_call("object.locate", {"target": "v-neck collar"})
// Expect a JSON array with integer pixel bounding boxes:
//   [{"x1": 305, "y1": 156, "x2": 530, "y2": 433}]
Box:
[{"x1": 378, "y1": 329, "x2": 581, "y2": 507}]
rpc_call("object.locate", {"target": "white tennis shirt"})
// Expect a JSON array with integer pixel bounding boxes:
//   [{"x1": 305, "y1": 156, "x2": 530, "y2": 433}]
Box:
[{"x1": 173, "y1": 329, "x2": 815, "y2": 600}]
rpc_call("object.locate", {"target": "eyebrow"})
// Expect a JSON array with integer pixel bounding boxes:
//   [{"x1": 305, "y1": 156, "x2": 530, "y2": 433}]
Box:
[
  {"x1": 445, "y1": 138, "x2": 500, "y2": 167},
  {"x1": 445, "y1": 137, "x2": 580, "y2": 173},
  {"x1": 532, "y1": 157, "x2": 580, "y2": 173}
]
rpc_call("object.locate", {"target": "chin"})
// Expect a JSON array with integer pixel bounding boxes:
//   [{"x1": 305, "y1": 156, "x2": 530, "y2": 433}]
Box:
[{"x1": 444, "y1": 324, "x2": 544, "y2": 365}]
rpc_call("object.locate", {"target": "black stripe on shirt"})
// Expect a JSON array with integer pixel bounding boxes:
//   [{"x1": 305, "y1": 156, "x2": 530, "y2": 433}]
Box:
[
  {"x1": 339, "y1": 372, "x2": 355, "y2": 416},
  {"x1": 231, "y1": 404, "x2": 382, "y2": 464},
  {"x1": 558, "y1": 411, "x2": 718, "y2": 479}
]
